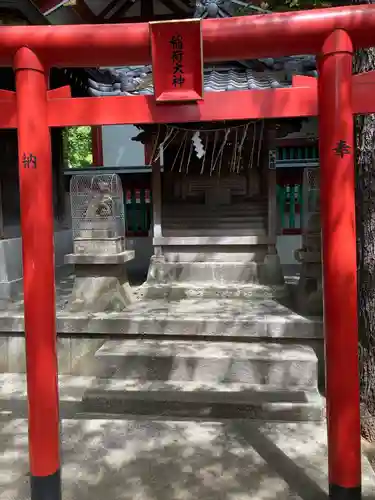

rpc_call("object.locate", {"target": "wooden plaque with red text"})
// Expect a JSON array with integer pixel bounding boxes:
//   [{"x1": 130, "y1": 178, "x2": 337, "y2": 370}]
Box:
[{"x1": 150, "y1": 19, "x2": 204, "y2": 103}]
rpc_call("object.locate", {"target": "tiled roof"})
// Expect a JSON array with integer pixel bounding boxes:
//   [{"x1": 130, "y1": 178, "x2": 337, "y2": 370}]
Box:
[
  {"x1": 62, "y1": 1, "x2": 317, "y2": 98},
  {"x1": 85, "y1": 57, "x2": 317, "y2": 97}
]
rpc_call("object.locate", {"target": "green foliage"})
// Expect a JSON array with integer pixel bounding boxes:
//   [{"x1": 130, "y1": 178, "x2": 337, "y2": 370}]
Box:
[{"x1": 64, "y1": 126, "x2": 93, "y2": 168}]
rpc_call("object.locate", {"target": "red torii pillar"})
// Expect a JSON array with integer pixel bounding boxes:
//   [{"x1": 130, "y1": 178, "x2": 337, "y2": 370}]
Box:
[
  {"x1": 319, "y1": 30, "x2": 361, "y2": 499},
  {"x1": 14, "y1": 48, "x2": 61, "y2": 499}
]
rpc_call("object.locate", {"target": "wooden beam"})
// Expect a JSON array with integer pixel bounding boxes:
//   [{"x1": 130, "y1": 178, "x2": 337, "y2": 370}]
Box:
[
  {"x1": 158, "y1": 0, "x2": 189, "y2": 15},
  {"x1": 140, "y1": 0, "x2": 153, "y2": 21},
  {"x1": 4, "y1": 5, "x2": 375, "y2": 67},
  {"x1": 107, "y1": 0, "x2": 135, "y2": 20},
  {"x1": 98, "y1": 0, "x2": 130, "y2": 20},
  {"x1": 69, "y1": 0, "x2": 97, "y2": 23},
  {"x1": 2, "y1": 72, "x2": 375, "y2": 129},
  {"x1": 108, "y1": 13, "x2": 183, "y2": 22},
  {"x1": 0, "y1": 0, "x2": 49, "y2": 24},
  {"x1": 35, "y1": 0, "x2": 67, "y2": 14},
  {"x1": 47, "y1": 87, "x2": 318, "y2": 126}
]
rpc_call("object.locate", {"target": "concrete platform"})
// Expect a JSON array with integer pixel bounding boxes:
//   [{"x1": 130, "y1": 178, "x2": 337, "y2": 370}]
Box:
[
  {"x1": 0, "y1": 414, "x2": 373, "y2": 499},
  {"x1": 0, "y1": 296, "x2": 323, "y2": 338},
  {"x1": 141, "y1": 282, "x2": 288, "y2": 300},
  {"x1": 147, "y1": 260, "x2": 271, "y2": 284},
  {"x1": 0, "y1": 270, "x2": 322, "y2": 337},
  {"x1": 0, "y1": 375, "x2": 371, "y2": 498}
]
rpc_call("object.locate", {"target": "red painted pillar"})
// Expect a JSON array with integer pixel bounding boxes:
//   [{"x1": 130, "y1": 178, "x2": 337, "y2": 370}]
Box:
[
  {"x1": 318, "y1": 30, "x2": 361, "y2": 499},
  {"x1": 92, "y1": 126, "x2": 103, "y2": 166},
  {"x1": 14, "y1": 47, "x2": 61, "y2": 500}
]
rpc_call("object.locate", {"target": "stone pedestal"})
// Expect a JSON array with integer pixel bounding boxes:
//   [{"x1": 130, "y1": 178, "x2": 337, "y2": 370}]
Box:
[
  {"x1": 73, "y1": 236, "x2": 125, "y2": 255},
  {"x1": 261, "y1": 251, "x2": 284, "y2": 286},
  {"x1": 294, "y1": 213, "x2": 323, "y2": 315},
  {"x1": 64, "y1": 251, "x2": 135, "y2": 313}
]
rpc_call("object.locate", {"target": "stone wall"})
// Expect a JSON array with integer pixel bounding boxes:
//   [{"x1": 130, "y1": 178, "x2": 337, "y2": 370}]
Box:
[
  {"x1": 0, "y1": 336, "x2": 109, "y2": 376},
  {"x1": 0, "y1": 230, "x2": 73, "y2": 299}
]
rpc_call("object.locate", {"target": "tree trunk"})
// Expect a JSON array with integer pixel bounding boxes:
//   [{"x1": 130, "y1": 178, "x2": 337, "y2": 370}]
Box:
[{"x1": 354, "y1": 47, "x2": 375, "y2": 441}]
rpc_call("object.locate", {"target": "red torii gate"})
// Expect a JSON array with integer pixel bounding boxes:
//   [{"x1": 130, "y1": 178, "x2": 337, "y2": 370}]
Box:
[{"x1": 2, "y1": 5, "x2": 375, "y2": 500}]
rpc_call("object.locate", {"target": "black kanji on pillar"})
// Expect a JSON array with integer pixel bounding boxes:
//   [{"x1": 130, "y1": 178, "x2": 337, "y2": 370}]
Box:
[
  {"x1": 332, "y1": 140, "x2": 351, "y2": 158},
  {"x1": 22, "y1": 153, "x2": 37, "y2": 169}
]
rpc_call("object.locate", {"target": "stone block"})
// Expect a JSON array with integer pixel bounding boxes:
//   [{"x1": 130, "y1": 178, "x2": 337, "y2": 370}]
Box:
[
  {"x1": 57, "y1": 337, "x2": 112, "y2": 376},
  {"x1": 65, "y1": 250, "x2": 135, "y2": 265},
  {"x1": 96, "y1": 339, "x2": 319, "y2": 390},
  {"x1": 65, "y1": 249, "x2": 135, "y2": 314},
  {"x1": 66, "y1": 264, "x2": 135, "y2": 314},
  {"x1": 141, "y1": 282, "x2": 287, "y2": 301},
  {"x1": 0, "y1": 335, "x2": 111, "y2": 376},
  {"x1": 0, "y1": 230, "x2": 73, "y2": 300},
  {"x1": 259, "y1": 253, "x2": 284, "y2": 285},
  {"x1": 147, "y1": 259, "x2": 263, "y2": 284},
  {"x1": 73, "y1": 237, "x2": 125, "y2": 255},
  {"x1": 82, "y1": 379, "x2": 324, "y2": 421}
]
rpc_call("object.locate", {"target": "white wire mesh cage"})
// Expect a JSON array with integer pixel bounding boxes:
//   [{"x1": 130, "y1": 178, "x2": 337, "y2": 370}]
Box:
[
  {"x1": 306, "y1": 167, "x2": 320, "y2": 212},
  {"x1": 69, "y1": 173, "x2": 125, "y2": 255},
  {"x1": 302, "y1": 167, "x2": 320, "y2": 234}
]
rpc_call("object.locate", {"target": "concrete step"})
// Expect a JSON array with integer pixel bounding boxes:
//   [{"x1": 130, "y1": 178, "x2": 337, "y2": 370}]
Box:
[
  {"x1": 163, "y1": 203, "x2": 267, "y2": 211},
  {"x1": 82, "y1": 379, "x2": 324, "y2": 421},
  {"x1": 57, "y1": 297, "x2": 322, "y2": 338},
  {"x1": 153, "y1": 236, "x2": 270, "y2": 246},
  {"x1": 161, "y1": 252, "x2": 266, "y2": 263},
  {"x1": 163, "y1": 213, "x2": 267, "y2": 221},
  {"x1": 148, "y1": 261, "x2": 266, "y2": 283},
  {"x1": 141, "y1": 282, "x2": 287, "y2": 300},
  {"x1": 164, "y1": 221, "x2": 266, "y2": 228},
  {"x1": 163, "y1": 203, "x2": 268, "y2": 212},
  {"x1": 164, "y1": 225, "x2": 267, "y2": 232},
  {"x1": 163, "y1": 229, "x2": 267, "y2": 236},
  {"x1": 0, "y1": 295, "x2": 323, "y2": 338},
  {"x1": 95, "y1": 340, "x2": 318, "y2": 389},
  {"x1": 163, "y1": 215, "x2": 267, "y2": 222},
  {"x1": 0, "y1": 372, "x2": 323, "y2": 423}
]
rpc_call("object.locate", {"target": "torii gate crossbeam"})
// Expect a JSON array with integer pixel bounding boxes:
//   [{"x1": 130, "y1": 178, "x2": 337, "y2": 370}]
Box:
[{"x1": 6, "y1": 6, "x2": 375, "y2": 500}]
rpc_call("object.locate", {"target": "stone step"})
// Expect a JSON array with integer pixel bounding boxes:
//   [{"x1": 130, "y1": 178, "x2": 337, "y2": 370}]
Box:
[
  {"x1": 0, "y1": 373, "x2": 324, "y2": 422},
  {"x1": 164, "y1": 217, "x2": 266, "y2": 224},
  {"x1": 163, "y1": 229, "x2": 267, "y2": 236},
  {"x1": 163, "y1": 215, "x2": 266, "y2": 223},
  {"x1": 96, "y1": 340, "x2": 318, "y2": 389},
  {"x1": 55, "y1": 299, "x2": 322, "y2": 338},
  {"x1": 141, "y1": 282, "x2": 287, "y2": 300},
  {"x1": 82, "y1": 379, "x2": 324, "y2": 421},
  {"x1": 148, "y1": 261, "x2": 266, "y2": 283},
  {"x1": 163, "y1": 203, "x2": 267, "y2": 213},
  {"x1": 161, "y1": 251, "x2": 267, "y2": 263},
  {"x1": 0, "y1": 296, "x2": 323, "y2": 338},
  {"x1": 154, "y1": 236, "x2": 270, "y2": 246},
  {"x1": 163, "y1": 212, "x2": 268, "y2": 220},
  {"x1": 164, "y1": 222, "x2": 266, "y2": 229}
]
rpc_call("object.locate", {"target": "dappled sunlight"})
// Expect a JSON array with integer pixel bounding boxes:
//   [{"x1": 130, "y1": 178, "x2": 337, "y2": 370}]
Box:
[{"x1": 0, "y1": 417, "x2": 373, "y2": 500}]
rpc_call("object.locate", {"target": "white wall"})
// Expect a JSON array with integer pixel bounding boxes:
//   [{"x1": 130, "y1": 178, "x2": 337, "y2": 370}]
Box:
[{"x1": 102, "y1": 125, "x2": 146, "y2": 167}]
